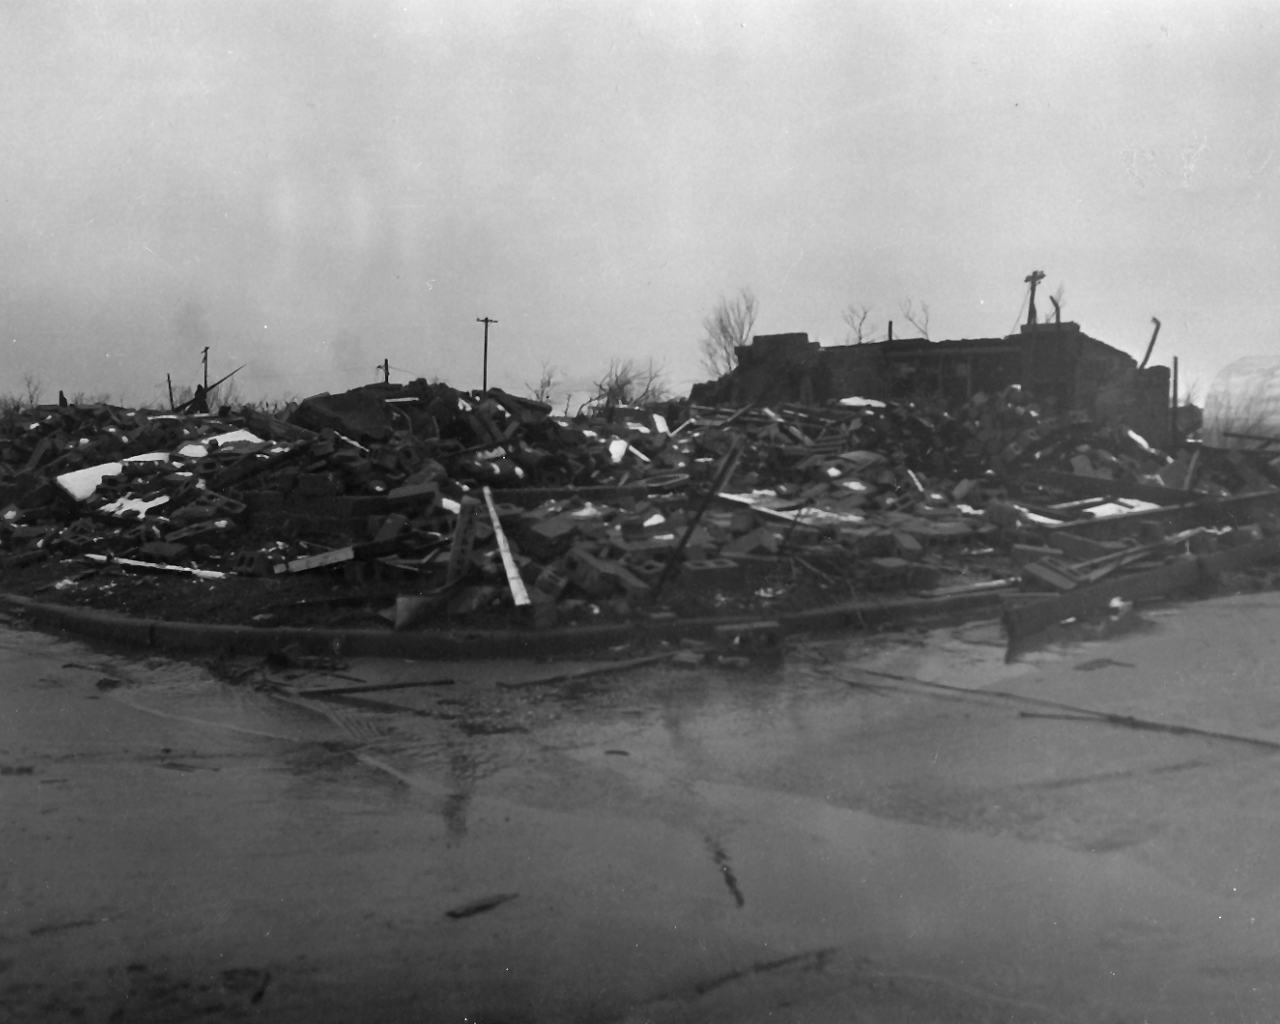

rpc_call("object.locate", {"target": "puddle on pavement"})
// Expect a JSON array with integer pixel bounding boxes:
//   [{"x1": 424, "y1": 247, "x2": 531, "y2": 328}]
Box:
[{"x1": 11, "y1": 620, "x2": 1280, "y2": 1020}]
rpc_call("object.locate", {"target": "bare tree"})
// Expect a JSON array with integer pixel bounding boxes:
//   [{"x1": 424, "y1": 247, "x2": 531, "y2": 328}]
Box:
[
  {"x1": 842, "y1": 304, "x2": 875, "y2": 344},
  {"x1": 699, "y1": 287, "x2": 758, "y2": 377},
  {"x1": 21, "y1": 373, "x2": 43, "y2": 409},
  {"x1": 207, "y1": 375, "x2": 244, "y2": 411},
  {"x1": 584, "y1": 358, "x2": 671, "y2": 414},
  {"x1": 525, "y1": 363, "x2": 560, "y2": 405},
  {"x1": 70, "y1": 391, "x2": 113, "y2": 406},
  {"x1": 899, "y1": 299, "x2": 930, "y2": 339}
]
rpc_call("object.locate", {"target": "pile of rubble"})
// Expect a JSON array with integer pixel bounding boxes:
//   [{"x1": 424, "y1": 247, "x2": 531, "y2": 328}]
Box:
[{"x1": 1, "y1": 379, "x2": 1279, "y2": 639}]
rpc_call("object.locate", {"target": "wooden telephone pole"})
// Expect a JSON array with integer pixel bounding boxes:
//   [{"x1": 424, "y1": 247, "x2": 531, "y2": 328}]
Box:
[
  {"x1": 379, "y1": 358, "x2": 390, "y2": 384},
  {"x1": 476, "y1": 317, "x2": 498, "y2": 391},
  {"x1": 201, "y1": 346, "x2": 209, "y2": 391}
]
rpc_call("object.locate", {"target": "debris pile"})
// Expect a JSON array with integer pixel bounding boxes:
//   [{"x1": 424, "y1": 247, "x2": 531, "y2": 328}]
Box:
[{"x1": 0, "y1": 380, "x2": 1278, "y2": 640}]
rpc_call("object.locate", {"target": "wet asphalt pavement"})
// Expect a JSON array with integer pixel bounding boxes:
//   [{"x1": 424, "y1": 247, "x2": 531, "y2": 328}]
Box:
[{"x1": 4, "y1": 593, "x2": 1280, "y2": 1022}]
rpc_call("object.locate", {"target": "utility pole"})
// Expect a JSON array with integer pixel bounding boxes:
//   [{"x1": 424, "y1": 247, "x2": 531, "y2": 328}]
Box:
[
  {"x1": 379, "y1": 358, "x2": 390, "y2": 384},
  {"x1": 476, "y1": 317, "x2": 498, "y2": 392},
  {"x1": 201, "y1": 346, "x2": 209, "y2": 392},
  {"x1": 166, "y1": 373, "x2": 174, "y2": 411}
]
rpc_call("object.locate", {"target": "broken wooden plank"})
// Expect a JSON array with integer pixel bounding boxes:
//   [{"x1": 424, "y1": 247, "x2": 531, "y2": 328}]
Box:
[
  {"x1": 445, "y1": 497, "x2": 479, "y2": 585},
  {"x1": 1021, "y1": 559, "x2": 1083, "y2": 591},
  {"x1": 1040, "y1": 489, "x2": 1280, "y2": 543},
  {"x1": 83, "y1": 553, "x2": 227, "y2": 580},
  {"x1": 482, "y1": 485, "x2": 530, "y2": 607},
  {"x1": 1046, "y1": 531, "x2": 1124, "y2": 561},
  {"x1": 1020, "y1": 468, "x2": 1191, "y2": 506},
  {"x1": 276, "y1": 547, "x2": 354, "y2": 574},
  {"x1": 1004, "y1": 535, "x2": 1280, "y2": 648},
  {"x1": 1004, "y1": 556, "x2": 1203, "y2": 647},
  {"x1": 920, "y1": 577, "x2": 1020, "y2": 598}
]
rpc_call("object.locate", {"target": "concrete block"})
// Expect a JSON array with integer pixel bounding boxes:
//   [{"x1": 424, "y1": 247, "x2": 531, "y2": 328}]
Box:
[
  {"x1": 567, "y1": 547, "x2": 620, "y2": 598},
  {"x1": 374, "y1": 512, "x2": 408, "y2": 543},
  {"x1": 681, "y1": 557, "x2": 743, "y2": 590},
  {"x1": 534, "y1": 563, "x2": 570, "y2": 598}
]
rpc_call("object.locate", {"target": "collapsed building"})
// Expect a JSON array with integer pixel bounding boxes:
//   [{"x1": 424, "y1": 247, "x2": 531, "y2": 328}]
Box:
[
  {"x1": 691, "y1": 289, "x2": 1173, "y2": 448},
  {"x1": 2, "y1": 271, "x2": 1273, "y2": 656}
]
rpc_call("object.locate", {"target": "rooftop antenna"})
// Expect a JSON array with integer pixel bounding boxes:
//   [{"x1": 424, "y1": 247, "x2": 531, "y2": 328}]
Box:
[{"x1": 1024, "y1": 270, "x2": 1046, "y2": 327}]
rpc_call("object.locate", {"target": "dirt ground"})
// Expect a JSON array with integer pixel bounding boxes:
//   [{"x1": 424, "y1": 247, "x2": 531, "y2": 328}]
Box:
[{"x1": 5, "y1": 590, "x2": 1280, "y2": 1022}]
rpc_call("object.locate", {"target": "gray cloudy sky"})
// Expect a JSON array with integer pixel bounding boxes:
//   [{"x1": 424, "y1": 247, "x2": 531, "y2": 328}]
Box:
[{"x1": 2, "y1": 1, "x2": 1277, "y2": 407}]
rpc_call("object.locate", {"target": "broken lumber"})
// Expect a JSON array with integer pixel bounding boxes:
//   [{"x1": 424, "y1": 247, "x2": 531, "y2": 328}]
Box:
[
  {"x1": 276, "y1": 546, "x2": 355, "y2": 573},
  {"x1": 446, "y1": 497, "x2": 479, "y2": 585},
  {"x1": 1004, "y1": 535, "x2": 1280, "y2": 650},
  {"x1": 482, "y1": 485, "x2": 530, "y2": 607},
  {"x1": 83, "y1": 553, "x2": 227, "y2": 580},
  {"x1": 1040, "y1": 489, "x2": 1280, "y2": 543},
  {"x1": 1020, "y1": 468, "x2": 1191, "y2": 506}
]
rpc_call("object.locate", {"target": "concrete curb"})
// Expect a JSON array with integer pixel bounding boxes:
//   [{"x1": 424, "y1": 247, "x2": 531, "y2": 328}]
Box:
[{"x1": 0, "y1": 589, "x2": 1006, "y2": 661}]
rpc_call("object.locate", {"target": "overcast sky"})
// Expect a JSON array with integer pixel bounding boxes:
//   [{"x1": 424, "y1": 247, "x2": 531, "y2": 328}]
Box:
[{"x1": 2, "y1": 1, "x2": 1277, "y2": 408}]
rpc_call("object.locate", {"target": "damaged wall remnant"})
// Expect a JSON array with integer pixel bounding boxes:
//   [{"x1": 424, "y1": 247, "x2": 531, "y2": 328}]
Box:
[{"x1": 691, "y1": 320, "x2": 1172, "y2": 447}]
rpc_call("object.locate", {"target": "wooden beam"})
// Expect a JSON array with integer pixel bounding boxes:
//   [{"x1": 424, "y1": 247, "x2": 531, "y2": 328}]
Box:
[
  {"x1": 445, "y1": 497, "x2": 479, "y2": 585},
  {"x1": 1019, "y1": 469, "x2": 1191, "y2": 506},
  {"x1": 1005, "y1": 535, "x2": 1280, "y2": 650},
  {"x1": 1039, "y1": 489, "x2": 1280, "y2": 542},
  {"x1": 483, "y1": 486, "x2": 530, "y2": 607}
]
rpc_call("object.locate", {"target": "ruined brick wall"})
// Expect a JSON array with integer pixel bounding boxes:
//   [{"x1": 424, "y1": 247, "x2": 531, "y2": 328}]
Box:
[{"x1": 692, "y1": 329, "x2": 1168, "y2": 446}]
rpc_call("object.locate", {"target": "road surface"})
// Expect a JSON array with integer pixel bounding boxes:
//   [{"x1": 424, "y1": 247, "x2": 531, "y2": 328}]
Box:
[{"x1": 4, "y1": 593, "x2": 1280, "y2": 1022}]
